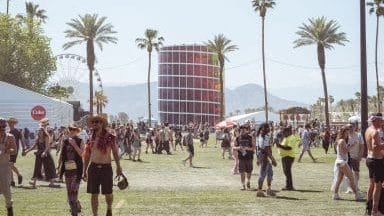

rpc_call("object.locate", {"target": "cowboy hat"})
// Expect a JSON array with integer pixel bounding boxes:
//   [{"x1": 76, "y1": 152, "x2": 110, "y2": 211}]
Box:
[
  {"x1": 68, "y1": 124, "x2": 81, "y2": 133},
  {"x1": 39, "y1": 118, "x2": 49, "y2": 127},
  {"x1": 7, "y1": 117, "x2": 18, "y2": 124}
]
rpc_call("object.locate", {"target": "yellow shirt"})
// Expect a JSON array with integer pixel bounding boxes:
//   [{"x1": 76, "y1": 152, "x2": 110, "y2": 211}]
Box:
[{"x1": 278, "y1": 134, "x2": 300, "y2": 158}]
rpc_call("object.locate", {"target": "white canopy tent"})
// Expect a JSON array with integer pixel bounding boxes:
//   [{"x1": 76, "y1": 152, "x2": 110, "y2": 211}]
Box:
[
  {"x1": 227, "y1": 111, "x2": 279, "y2": 124},
  {"x1": 0, "y1": 81, "x2": 74, "y2": 131}
]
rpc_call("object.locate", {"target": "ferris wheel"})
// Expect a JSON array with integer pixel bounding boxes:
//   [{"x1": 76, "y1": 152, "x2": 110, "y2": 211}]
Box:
[{"x1": 48, "y1": 53, "x2": 103, "y2": 100}]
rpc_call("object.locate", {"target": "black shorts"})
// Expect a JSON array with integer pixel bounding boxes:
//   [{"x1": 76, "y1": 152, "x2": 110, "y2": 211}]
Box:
[
  {"x1": 187, "y1": 146, "x2": 194, "y2": 156},
  {"x1": 348, "y1": 158, "x2": 360, "y2": 172},
  {"x1": 10, "y1": 153, "x2": 18, "y2": 163},
  {"x1": 366, "y1": 158, "x2": 384, "y2": 183},
  {"x1": 87, "y1": 163, "x2": 113, "y2": 194},
  {"x1": 239, "y1": 159, "x2": 253, "y2": 173}
]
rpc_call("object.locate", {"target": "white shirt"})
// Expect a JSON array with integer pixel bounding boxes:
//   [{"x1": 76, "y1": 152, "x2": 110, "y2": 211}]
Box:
[{"x1": 348, "y1": 132, "x2": 363, "y2": 159}]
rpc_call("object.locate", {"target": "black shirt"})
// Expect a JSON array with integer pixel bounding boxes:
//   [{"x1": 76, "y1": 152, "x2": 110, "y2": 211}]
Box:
[{"x1": 235, "y1": 134, "x2": 254, "y2": 160}]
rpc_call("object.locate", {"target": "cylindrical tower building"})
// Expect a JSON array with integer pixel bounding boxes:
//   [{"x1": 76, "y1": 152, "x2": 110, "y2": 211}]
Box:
[{"x1": 158, "y1": 45, "x2": 221, "y2": 126}]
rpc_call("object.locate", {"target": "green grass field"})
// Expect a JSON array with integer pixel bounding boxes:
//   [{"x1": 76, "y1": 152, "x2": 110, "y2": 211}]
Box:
[{"x1": 0, "y1": 138, "x2": 368, "y2": 216}]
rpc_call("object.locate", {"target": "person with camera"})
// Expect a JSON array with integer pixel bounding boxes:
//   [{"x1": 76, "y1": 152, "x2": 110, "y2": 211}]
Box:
[
  {"x1": 256, "y1": 123, "x2": 277, "y2": 197},
  {"x1": 58, "y1": 124, "x2": 84, "y2": 216},
  {"x1": 83, "y1": 115, "x2": 122, "y2": 216},
  {"x1": 233, "y1": 123, "x2": 255, "y2": 191},
  {"x1": 0, "y1": 118, "x2": 17, "y2": 216}
]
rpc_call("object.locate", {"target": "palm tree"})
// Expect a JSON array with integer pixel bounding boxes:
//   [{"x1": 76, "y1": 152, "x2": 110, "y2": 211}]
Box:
[
  {"x1": 367, "y1": 0, "x2": 384, "y2": 112},
  {"x1": 294, "y1": 17, "x2": 348, "y2": 129},
  {"x1": 63, "y1": 14, "x2": 117, "y2": 115},
  {"x1": 252, "y1": 0, "x2": 275, "y2": 122},
  {"x1": 355, "y1": 91, "x2": 361, "y2": 113},
  {"x1": 205, "y1": 34, "x2": 238, "y2": 121},
  {"x1": 136, "y1": 29, "x2": 164, "y2": 127},
  {"x1": 16, "y1": 2, "x2": 47, "y2": 33},
  {"x1": 6, "y1": 0, "x2": 10, "y2": 14},
  {"x1": 94, "y1": 90, "x2": 108, "y2": 115},
  {"x1": 329, "y1": 95, "x2": 334, "y2": 121}
]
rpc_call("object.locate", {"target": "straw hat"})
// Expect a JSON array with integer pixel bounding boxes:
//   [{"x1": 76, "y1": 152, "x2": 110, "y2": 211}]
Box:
[
  {"x1": 39, "y1": 118, "x2": 49, "y2": 127},
  {"x1": 7, "y1": 117, "x2": 18, "y2": 124},
  {"x1": 68, "y1": 124, "x2": 81, "y2": 133}
]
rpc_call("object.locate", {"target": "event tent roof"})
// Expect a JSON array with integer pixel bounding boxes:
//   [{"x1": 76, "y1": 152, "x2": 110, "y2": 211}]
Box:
[
  {"x1": 226, "y1": 111, "x2": 279, "y2": 124},
  {"x1": 0, "y1": 81, "x2": 74, "y2": 131}
]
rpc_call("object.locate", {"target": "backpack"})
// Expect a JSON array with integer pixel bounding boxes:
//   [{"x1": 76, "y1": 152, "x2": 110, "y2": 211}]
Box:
[{"x1": 221, "y1": 133, "x2": 231, "y2": 148}]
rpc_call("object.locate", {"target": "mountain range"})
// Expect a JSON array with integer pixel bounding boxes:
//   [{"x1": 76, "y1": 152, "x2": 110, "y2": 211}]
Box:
[{"x1": 77, "y1": 82, "x2": 308, "y2": 120}]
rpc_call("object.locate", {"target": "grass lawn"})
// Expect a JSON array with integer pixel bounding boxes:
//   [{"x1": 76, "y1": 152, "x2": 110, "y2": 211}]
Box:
[{"x1": 0, "y1": 138, "x2": 368, "y2": 216}]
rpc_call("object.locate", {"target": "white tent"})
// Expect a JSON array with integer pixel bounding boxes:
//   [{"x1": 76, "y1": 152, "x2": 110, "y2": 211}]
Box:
[
  {"x1": 0, "y1": 81, "x2": 74, "y2": 131},
  {"x1": 227, "y1": 111, "x2": 280, "y2": 124}
]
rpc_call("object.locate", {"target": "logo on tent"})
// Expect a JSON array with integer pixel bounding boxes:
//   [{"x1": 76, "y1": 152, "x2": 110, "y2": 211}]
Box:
[{"x1": 31, "y1": 105, "x2": 46, "y2": 121}]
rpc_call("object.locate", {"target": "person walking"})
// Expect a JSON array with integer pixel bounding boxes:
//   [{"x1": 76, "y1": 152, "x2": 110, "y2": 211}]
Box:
[
  {"x1": 297, "y1": 124, "x2": 317, "y2": 163},
  {"x1": 365, "y1": 113, "x2": 384, "y2": 216},
  {"x1": 83, "y1": 115, "x2": 123, "y2": 216},
  {"x1": 221, "y1": 128, "x2": 232, "y2": 159},
  {"x1": 132, "y1": 128, "x2": 142, "y2": 162},
  {"x1": 256, "y1": 123, "x2": 277, "y2": 197},
  {"x1": 277, "y1": 126, "x2": 299, "y2": 191},
  {"x1": 331, "y1": 126, "x2": 363, "y2": 201},
  {"x1": 23, "y1": 118, "x2": 57, "y2": 188},
  {"x1": 0, "y1": 118, "x2": 17, "y2": 216},
  {"x1": 182, "y1": 127, "x2": 195, "y2": 167},
  {"x1": 233, "y1": 124, "x2": 255, "y2": 191},
  {"x1": 59, "y1": 125, "x2": 84, "y2": 216},
  {"x1": 7, "y1": 117, "x2": 25, "y2": 187}
]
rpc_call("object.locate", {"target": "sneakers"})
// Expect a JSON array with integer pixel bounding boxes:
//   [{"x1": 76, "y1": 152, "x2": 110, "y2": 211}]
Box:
[
  {"x1": 256, "y1": 190, "x2": 266, "y2": 197},
  {"x1": 241, "y1": 185, "x2": 246, "y2": 191},
  {"x1": 332, "y1": 193, "x2": 341, "y2": 200},
  {"x1": 266, "y1": 189, "x2": 276, "y2": 196},
  {"x1": 10, "y1": 181, "x2": 15, "y2": 187}
]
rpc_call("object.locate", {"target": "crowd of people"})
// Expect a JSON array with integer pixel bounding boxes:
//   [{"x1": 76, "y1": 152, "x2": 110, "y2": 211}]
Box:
[{"x1": 1, "y1": 113, "x2": 384, "y2": 215}]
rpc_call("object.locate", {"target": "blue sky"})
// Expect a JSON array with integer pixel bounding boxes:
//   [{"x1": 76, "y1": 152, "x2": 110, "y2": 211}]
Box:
[{"x1": 1, "y1": 0, "x2": 383, "y2": 103}]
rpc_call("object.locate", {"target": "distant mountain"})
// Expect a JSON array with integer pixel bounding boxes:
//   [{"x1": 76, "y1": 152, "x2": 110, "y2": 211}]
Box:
[
  {"x1": 78, "y1": 82, "x2": 307, "y2": 120},
  {"x1": 225, "y1": 83, "x2": 308, "y2": 114}
]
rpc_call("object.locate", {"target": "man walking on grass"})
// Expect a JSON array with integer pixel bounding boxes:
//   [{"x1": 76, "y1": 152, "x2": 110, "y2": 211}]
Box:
[
  {"x1": 365, "y1": 113, "x2": 384, "y2": 216},
  {"x1": 83, "y1": 115, "x2": 123, "y2": 216},
  {"x1": 182, "y1": 127, "x2": 195, "y2": 167},
  {"x1": 0, "y1": 118, "x2": 17, "y2": 216},
  {"x1": 297, "y1": 123, "x2": 317, "y2": 163},
  {"x1": 7, "y1": 117, "x2": 25, "y2": 187}
]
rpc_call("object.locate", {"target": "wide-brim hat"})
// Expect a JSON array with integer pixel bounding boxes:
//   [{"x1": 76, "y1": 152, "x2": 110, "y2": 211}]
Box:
[
  {"x1": 68, "y1": 124, "x2": 81, "y2": 133},
  {"x1": 88, "y1": 115, "x2": 108, "y2": 127},
  {"x1": 7, "y1": 117, "x2": 18, "y2": 124},
  {"x1": 39, "y1": 118, "x2": 49, "y2": 127}
]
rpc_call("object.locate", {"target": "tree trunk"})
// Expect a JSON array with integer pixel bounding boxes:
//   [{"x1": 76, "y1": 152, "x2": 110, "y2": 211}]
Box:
[
  {"x1": 375, "y1": 15, "x2": 381, "y2": 112},
  {"x1": 87, "y1": 40, "x2": 95, "y2": 116},
  {"x1": 147, "y1": 52, "x2": 152, "y2": 127},
  {"x1": 219, "y1": 60, "x2": 225, "y2": 121},
  {"x1": 317, "y1": 44, "x2": 330, "y2": 129},
  {"x1": 6, "y1": 0, "x2": 9, "y2": 15},
  {"x1": 261, "y1": 16, "x2": 269, "y2": 122}
]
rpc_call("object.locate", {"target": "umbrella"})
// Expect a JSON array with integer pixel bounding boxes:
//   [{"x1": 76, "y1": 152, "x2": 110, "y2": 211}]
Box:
[{"x1": 215, "y1": 120, "x2": 236, "y2": 129}]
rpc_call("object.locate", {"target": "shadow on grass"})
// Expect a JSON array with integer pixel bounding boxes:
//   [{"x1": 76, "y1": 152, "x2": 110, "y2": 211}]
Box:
[
  {"x1": 39, "y1": 184, "x2": 62, "y2": 189},
  {"x1": 294, "y1": 189, "x2": 323, "y2": 193},
  {"x1": 191, "y1": 166, "x2": 211, "y2": 169},
  {"x1": 274, "y1": 195, "x2": 306, "y2": 201},
  {"x1": 18, "y1": 185, "x2": 37, "y2": 190}
]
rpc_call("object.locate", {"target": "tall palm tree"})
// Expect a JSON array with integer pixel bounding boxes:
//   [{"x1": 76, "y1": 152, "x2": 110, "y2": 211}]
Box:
[
  {"x1": 252, "y1": 0, "x2": 275, "y2": 122},
  {"x1": 355, "y1": 91, "x2": 361, "y2": 113},
  {"x1": 6, "y1": 0, "x2": 10, "y2": 14},
  {"x1": 205, "y1": 34, "x2": 238, "y2": 121},
  {"x1": 63, "y1": 14, "x2": 117, "y2": 115},
  {"x1": 294, "y1": 17, "x2": 348, "y2": 129},
  {"x1": 367, "y1": 0, "x2": 384, "y2": 112},
  {"x1": 16, "y1": 2, "x2": 47, "y2": 33},
  {"x1": 329, "y1": 95, "x2": 334, "y2": 121},
  {"x1": 136, "y1": 29, "x2": 164, "y2": 127},
  {"x1": 94, "y1": 90, "x2": 108, "y2": 114}
]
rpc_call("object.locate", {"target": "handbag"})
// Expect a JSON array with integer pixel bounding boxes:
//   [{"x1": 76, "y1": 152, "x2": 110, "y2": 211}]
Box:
[{"x1": 64, "y1": 160, "x2": 77, "y2": 170}]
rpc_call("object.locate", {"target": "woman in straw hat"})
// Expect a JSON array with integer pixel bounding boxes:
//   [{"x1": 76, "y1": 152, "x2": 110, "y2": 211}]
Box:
[
  {"x1": 23, "y1": 118, "x2": 57, "y2": 188},
  {"x1": 58, "y1": 124, "x2": 84, "y2": 216}
]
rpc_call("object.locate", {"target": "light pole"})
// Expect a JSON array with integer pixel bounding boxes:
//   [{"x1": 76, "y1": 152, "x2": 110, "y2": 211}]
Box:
[{"x1": 360, "y1": 0, "x2": 368, "y2": 155}]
